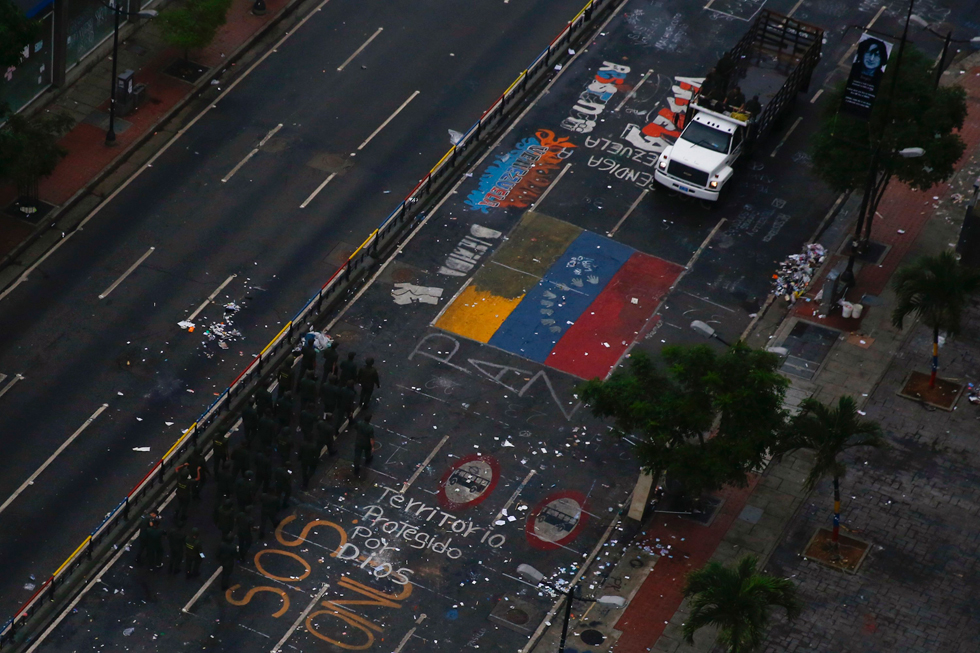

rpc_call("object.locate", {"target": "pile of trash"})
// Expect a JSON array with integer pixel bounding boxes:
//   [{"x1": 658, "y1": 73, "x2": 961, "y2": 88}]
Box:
[
  {"x1": 199, "y1": 302, "x2": 244, "y2": 354},
  {"x1": 772, "y1": 243, "x2": 826, "y2": 303},
  {"x1": 968, "y1": 383, "x2": 979, "y2": 405}
]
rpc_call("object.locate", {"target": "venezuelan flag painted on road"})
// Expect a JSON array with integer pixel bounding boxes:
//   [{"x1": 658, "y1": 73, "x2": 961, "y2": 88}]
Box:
[{"x1": 435, "y1": 212, "x2": 683, "y2": 379}]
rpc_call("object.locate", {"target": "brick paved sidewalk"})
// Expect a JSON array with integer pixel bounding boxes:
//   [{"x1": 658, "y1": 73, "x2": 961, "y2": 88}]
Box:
[{"x1": 0, "y1": 0, "x2": 292, "y2": 260}]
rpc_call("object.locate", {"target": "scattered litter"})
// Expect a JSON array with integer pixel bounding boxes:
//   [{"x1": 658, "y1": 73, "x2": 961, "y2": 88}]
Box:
[
  {"x1": 897, "y1": 229, "x2": 906, "y2": 234},
  {"x1": 503, "y1": 440, "x2": 515, "y2": 447},
  {"x1": 132, "y1": 447, "x2": 151, "y2": 452},
  {"x1": 554, "y1": 64, "x2": 563, "y2": 71},
  {"x1": 23, "y1": 583, "x2": 34, "y2": 591},
  {"x1": 631, "y1": 297, "x2": 638, "y2": 304},
  {"x1": 967, "y1": 383, "x2": 979, "y2": 405},
  {"x1": 165, "y1": 422, "x2": 174, "y2": 426},
  {"x1": 178, "y1": 320, "x2": 195, "y2": 330},
  {"x1": 772, "y1": 243, "x2": 826, "y2": 303},
  {"x1": 449, "y1": 129, "x2": 464, "y2": 145},
  {"x1": 123, "y1": 628, "x2": 135, "y2": 636}
]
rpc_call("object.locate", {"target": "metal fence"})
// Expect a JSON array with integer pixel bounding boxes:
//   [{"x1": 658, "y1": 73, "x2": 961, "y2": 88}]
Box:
[{"x1": 0, "y1": 0, "x2": 616, "y2": 645}]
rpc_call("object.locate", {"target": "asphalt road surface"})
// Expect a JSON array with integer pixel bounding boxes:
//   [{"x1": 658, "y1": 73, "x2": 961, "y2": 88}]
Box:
[
  {"x1": 23, "y1": 0, "x2": 976, "y2": 651},
  {"x1": 0, "y1": 0, "x2": 592, "y2": 618},
  {"x1": 4, "y1": 0, "x2": 974, "y2": 648}
]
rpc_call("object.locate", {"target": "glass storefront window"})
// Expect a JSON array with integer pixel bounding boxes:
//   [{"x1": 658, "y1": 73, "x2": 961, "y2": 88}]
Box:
[
  {"x1": 0, "y1": 11, "x2": 54, "y2": 113},
  {"x1": 66, "y1": 0, "x2": 124, "y2": 70}
]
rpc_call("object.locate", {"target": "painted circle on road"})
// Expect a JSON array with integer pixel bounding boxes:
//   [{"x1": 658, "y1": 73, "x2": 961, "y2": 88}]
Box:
[
  {"x1": 438, "y1": 453, "x2": 500, "y2": 510},
  {"x1": 525, "y1": 490, "x2": 588, "y2": 550}
]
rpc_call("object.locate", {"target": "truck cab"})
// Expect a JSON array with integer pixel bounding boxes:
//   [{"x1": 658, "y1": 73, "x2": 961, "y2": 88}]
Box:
[
  {"x1": 651, "y1": 9, "x2": 822, "y2": 202},
  {"x1": 654, "y1": 110, "x2": 745, "y2": 200}
]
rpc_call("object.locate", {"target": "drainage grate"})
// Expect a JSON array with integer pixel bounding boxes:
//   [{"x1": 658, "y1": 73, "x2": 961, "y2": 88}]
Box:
[{"x1": 780, "y1": 321, "x2": 838, "y2": 379}]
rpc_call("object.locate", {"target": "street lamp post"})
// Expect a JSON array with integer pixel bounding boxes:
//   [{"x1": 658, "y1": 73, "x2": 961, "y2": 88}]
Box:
[
  {"x1": 516, "y1": 564, "x2": 625, "y2": 653},
  {"x1": 103, "y1": 2, "x2": 157, "y2": 146}
]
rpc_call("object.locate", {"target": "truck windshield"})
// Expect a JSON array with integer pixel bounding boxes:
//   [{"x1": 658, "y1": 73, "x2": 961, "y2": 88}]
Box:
[{"x1": 680, "y1": 122, "x2": 732, "y2": 154}]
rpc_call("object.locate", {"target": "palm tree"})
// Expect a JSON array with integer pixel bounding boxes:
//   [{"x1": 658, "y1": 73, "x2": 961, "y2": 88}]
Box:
[
  {"x1": 682, "y1": 555, "x2": 801, "y2": 652},
  {"x1": 783, "y1": 396, "x2": 885, "y2": 547},
  {"x1": 891, "y1": 251, "x2": 980, "y2": 388}
]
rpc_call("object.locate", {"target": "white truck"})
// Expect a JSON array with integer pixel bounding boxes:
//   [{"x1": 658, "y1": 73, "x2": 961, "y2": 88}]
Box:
[{"x1": 654, "y1": 10, "x2": 823, "y2": 201}]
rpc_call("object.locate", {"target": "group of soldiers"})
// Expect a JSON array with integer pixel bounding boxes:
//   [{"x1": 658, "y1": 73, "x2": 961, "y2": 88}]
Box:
[{"x1": 135, "y1": 337, "x2": 380, "y2": 591}]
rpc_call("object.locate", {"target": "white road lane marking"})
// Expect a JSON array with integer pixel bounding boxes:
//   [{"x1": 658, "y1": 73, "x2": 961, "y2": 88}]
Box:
[
  {"x1": 786, "y1": 0, "x2": 805, "y2": 17},
  {"x1": 337, "y1": 27, "x2": 383, "y2": 71},
  {"x1": 608, "y1": 189, "x2": 648, "y2": 237},
  {"x1": 183, "y1": 567, "x2": 223, "y2": 613},
  {"x1": 400, "y1": 434, "x2": 449, "y2": 493},
  {"x1": 98, "y1": 247, "x2": 155, "y2": 299},
  {"x1": 358, "y1": 91, "x2": 420, "y2": 150},
  {"x1": 271, "y1": 583, "x2": 330, "y2": 652},
  {"x1": 0, "y1": 373, "x2": 24, "y2": 401},
  {"x1": 528, "y1": 162, "x2": 571, "y2": 211},
  {"x1": 614, "y1": 69, "x2": 654, "y2": 112},
  {"x1": 299, "y1": 173, "x2": 338, "y2": 208},
  {"x1": 222, "y1": 124, "x2": 284, "y2": 182},
  {"x1": 0, "y1": 403, "x2": 110, "y2": 515},
  {"x1": 770, "y1": 116, "x2": 803, "y2": 158},
  {"x1": 392, "y1": 614, "x2": 427, "y2": 653},
  {"x1": 810, "y1": 88, "x2": 824, "y2": 103},
  {"x1": 187, "y1": 274, "x2": 238, "y2": 322},
  {"x1": 0, "y1": 0, "x2": 335, "y2": 306},
  {"x1": 492, "y1": 469, "x2": 536, "y2": 524},
  {"x1": 838, "y1": 5, "x2": 888, "y2": 66}
]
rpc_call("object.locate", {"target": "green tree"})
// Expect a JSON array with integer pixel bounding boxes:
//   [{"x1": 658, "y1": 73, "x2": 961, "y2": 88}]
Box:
[
  {"x1": 682, "y1": 555, "x2": 802, "y2": 652},
  {"x1": 578, "y1": 344, "x2": 788, "y2": 499},
  {"x1": 0, "y1": 107, "x2": 74, "y2": 210},
  {"x1": 159, "y1": 0, "x2": 233, "y2": 60},
  {"x1": 891, "y1": 251, "x2": 980, "y2": 388},
  {"x1": 811, "y1": 45, "x2": 967, "y2": 227},
  {"x1": 0, "y1": 0, "x2": 41, "y2": 71},
  {"x1": 781, "y1": 396, "x2": 884, "y2": 552}
]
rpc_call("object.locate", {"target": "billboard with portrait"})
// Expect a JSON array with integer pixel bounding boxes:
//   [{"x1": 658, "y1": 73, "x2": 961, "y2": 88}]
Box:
[{"x1": 841, "y1": 34, "x2": 893, "y2": 119}]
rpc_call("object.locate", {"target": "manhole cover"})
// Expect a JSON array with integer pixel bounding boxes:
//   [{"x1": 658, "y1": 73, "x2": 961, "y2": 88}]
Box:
[
  {"x1": 580, "y1": 629, "x2": 605, "y2": 646},
  {"x1": 505, "y1": 608, "x2": 529, "y2": 625}
]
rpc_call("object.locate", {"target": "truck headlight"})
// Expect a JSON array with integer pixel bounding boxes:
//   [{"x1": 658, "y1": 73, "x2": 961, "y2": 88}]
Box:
[
  {"x1": 709, "y1": 180, "x2": 719, "y2": 189},
  {"x1": 658, "y1": 158, "x2": 667, "y2": 170}
]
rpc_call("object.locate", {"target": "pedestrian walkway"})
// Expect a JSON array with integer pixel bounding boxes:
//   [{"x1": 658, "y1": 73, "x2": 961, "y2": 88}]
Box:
[{"x1": 0, "y1": 0, "x2": 294, "y2": 260}]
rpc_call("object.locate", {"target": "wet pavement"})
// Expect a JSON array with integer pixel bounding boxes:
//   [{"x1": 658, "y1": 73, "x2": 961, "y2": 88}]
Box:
[{"x1": 29, "y1": 0, "x2": 965, "y2": 651}]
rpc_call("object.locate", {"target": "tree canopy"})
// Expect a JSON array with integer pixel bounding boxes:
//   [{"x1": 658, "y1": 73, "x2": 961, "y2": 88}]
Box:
[
  {"x1": 578, "y1": 344, "x2": 789, "y2": 497},
  {"x1": 0, "y1": 107, "x2": 74, "y2": 201},
  {"x1": 811, "y1": 44, "x2": 967, "y2": 194},
  {"x1": 160, "y1": 0, "x2": 233, "y2": 58},
  {"x1": 682, "y1": 555, "x2": 802, "y2": 652},
  {"x1": 0, "y1": 0, "x2": 41, "y2": 72}
]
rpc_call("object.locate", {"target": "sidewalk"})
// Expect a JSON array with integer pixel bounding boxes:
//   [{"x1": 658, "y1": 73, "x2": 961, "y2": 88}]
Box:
[
  {"x1": 0, "y1": 0, "x2": 296, "y2": 262},
  {"x1": 611, "y1": 55, "x2": 980, "y2": 653}
]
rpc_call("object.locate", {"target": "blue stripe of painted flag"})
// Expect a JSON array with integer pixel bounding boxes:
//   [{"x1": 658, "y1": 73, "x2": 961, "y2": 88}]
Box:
[{"x1": 488, "y1": 231, "x2": 634, "y2": 362}]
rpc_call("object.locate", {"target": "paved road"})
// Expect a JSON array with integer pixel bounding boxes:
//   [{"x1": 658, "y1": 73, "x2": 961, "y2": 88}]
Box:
[
  {"x1": 25, "y1": 0, "x2": 975, "y2": 651},
  {"x1": 0, "y1": 0, "x2": 590, "y2": 618}
]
